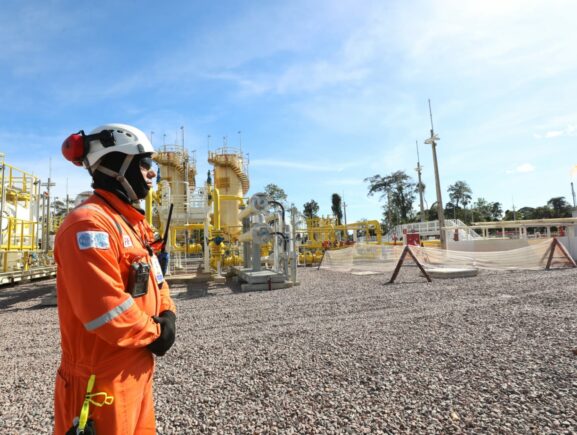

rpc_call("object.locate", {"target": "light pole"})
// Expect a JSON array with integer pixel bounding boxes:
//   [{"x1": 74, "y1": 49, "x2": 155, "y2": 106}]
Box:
[
  {"x1": 424, "y1": 99, "x2": 446, "y2": 249},
  {"x1": 342, "y1": 194, "x2": 347, "y2": 227}
]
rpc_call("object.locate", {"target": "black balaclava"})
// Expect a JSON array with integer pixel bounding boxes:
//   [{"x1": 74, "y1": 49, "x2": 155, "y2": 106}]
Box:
[{"x1": 92, "y1": 152, "x2": 152, "y2": 202}]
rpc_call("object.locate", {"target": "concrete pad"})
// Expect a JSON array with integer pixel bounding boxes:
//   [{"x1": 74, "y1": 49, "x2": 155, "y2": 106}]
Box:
[{"x1": 425, "y1": 268, "x2": 479, "y2": 279}]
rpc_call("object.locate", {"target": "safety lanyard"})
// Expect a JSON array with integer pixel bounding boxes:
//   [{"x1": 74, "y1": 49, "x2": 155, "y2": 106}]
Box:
[
  {"x1": 77, "y1": 374, "x2": 114, "y2": 433},
  {"x1": 94, "y1": 192, "x2": 153, "y2": 255}
]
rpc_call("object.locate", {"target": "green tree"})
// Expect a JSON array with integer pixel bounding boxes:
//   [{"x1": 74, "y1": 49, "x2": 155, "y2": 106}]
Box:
[
  {"x1": 428, "y1": 201, "x2": 439, "y2": 221},
  {"x1": 472, "y1": 198, "x2": 492, "y2": 222},
  {"x1": 534, "y1": 206, "x2": 553, "y2": 219},
  {"x1": 517, "y1": 207, "x2": 536, "y2": 219},
  {"x1": 445, "y1": 201, "x2": 457, "y2": 219},
  {"x1": 447, "y1": 180, "x2": 473, "y2": 220},
  {"x1": 303, "y1": 200, "x2": 319, "y2": 219},
  {"x1": 264, "y1": 183, "x2": 288, "y2": 203},
  {"x1": 503, "y1": 209, "x2": 518, "y2": 221},
  {"x1": 331, "y1": 193, "x2": 343, "y2": 225},
  {"x1": 490, "y1": 202, "x2": 503, "y2": 220},
  {"x1": 471, "y1": 198, "x2": 502, "y2": 222},
  {"x1": 365, "y1": 170, "x2": 416, "y2": 231},
  {"x1": 547, "y1": 196, "x2": 571, "y2": 217},
  {"x1": 415, "y1": 180, "x2": 427, "y2": 221},
  {"x1": 365, "y1": 174, "x2": 393, "y2": 201}
]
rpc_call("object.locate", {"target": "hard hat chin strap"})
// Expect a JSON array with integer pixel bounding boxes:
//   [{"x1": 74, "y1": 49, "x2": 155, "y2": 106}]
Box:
[{"x1": 94, "y1": 155, "x2": 139, "y2": 202}]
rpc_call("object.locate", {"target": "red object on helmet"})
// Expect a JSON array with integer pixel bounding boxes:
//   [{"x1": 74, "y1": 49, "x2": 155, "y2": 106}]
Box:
[{"x1": 61, "y1": 132, "x2": 86, "y2": 166}]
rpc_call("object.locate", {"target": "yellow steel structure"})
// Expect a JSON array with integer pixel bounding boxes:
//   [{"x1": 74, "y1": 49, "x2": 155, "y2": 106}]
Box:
[
  {"x1": 298, "y1": 217, "x2": 384, "y2": 266},
  {"x1": 149, "y1": 143, "x2": 250, "y2": 274},
  {"x1": 0, "y1": 154, "x2": 55, "y2": 283},
  {"x1": 155, "y1": 144, "x2": 196, "y2": 190},
  {"x1": 153, "y1": 144, "x2": 197, "y2": 232},
  {"x1": 208, "y1": 147, "x2": 249, "y2": 240},
  {"x1": 303, "y1": 217, "x2": 383, "y2": 250}
]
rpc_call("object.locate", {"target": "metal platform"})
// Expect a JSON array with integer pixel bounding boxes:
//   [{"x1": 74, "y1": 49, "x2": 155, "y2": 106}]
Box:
[
  {"x1": 0, "y1": 266, "x2": 57, "y2": 286},
  {"x1": 231, "y1": 267, "x2": 294, "y2": 291}
]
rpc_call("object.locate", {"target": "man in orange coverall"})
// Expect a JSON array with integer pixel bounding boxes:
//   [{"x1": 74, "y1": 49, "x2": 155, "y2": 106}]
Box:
[{"x1": 54, "y1": 123, "x2": 176, "y2": 434}]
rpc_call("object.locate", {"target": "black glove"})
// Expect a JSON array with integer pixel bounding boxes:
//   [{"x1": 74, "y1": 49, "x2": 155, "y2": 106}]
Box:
[
  {"x1": 147, "y1": 310, "x2": 176, "y2": 356},
  {"x1": 66, "y1": 418, "x2": 96, "y2": 434}
]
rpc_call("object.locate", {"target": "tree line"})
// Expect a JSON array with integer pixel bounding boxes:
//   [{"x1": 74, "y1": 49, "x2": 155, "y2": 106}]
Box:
[
  {"x1": 265, "y1": 169, "x2": 574, "y2": 236},
  {"x1": 364, "y1": 171, "x2": 573, "y2": 233},
  {"x1": 264, "y1": 184, "x2": 344, "y2": 224}
]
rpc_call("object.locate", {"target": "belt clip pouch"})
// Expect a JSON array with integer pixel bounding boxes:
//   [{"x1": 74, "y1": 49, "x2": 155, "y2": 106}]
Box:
[{"x1": 127, "y1": 260, "x2": 150, "y2": 297}]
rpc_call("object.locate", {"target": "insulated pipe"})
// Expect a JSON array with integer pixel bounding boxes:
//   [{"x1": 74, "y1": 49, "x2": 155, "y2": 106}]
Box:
[
  {"x1": 0, "y1": 160, "x2": 5, "y2": 246},
  {"x1": 238, "y1": 223, "x2": 272, "y2": 243},
  {"x1": 238, "y1": 231, "x2": 252, "y2": 243},
  {"x1": 238, "y1": 204, "x2": 258, "y2": 220},
  {"x1": 238, "y1": 193, "x2": 268, "y2": 220},
  {"x1": 242, "y1": 216, "x2": 250, "y2": 269},
  {"x1": 270, "y1": 201, "x2": 285, "y2": 228}
]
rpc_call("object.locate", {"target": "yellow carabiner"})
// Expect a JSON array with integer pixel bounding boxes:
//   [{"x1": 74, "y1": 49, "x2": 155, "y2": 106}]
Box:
[{"x1": 86, "y1": 391, "x2": 115, "y2": 407}]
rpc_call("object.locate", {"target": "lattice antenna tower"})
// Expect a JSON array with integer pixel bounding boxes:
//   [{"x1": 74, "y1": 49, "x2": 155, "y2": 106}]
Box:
[{"x1": 415, "y1": 140, "x2": 426, "y2": 222}]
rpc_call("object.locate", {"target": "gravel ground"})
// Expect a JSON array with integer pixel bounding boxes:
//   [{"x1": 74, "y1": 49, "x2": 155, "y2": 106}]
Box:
[{"x1": 0, "y1": 266, "x2": 576, "y2": 434}]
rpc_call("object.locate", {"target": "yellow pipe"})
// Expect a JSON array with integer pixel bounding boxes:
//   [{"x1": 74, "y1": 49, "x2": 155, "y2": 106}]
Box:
[
  {"x1": 4, "y1": 220, "x2": 12, "y2": 272},
  {"x1": 145, "y1": 190, "x2": 153, "y2": 224},
  {"x1": 169, "y1": 223, "x2": 213, "y2": 252},
  {"x1": 212, "y1": 186, "x2": 221, "y2": 230}
]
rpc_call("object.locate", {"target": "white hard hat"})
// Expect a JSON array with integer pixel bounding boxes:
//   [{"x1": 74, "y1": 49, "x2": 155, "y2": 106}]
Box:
[{"x1": 85, "y1": 123, "x2": 155, "y2": 169}]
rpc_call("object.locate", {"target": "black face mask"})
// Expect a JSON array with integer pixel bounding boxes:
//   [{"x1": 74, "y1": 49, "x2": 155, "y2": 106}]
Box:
[
  {"x1": 92, "y1": 152, "x2": 152, "y2": 202},
  {"x1": 125, "y1": 155, "x2": 151, "y2": 200}
]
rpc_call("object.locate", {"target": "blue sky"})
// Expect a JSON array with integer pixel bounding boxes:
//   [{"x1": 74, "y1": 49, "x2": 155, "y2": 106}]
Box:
[{"x1": 1, "y1": 0, "x2": 576, "y2": 223}]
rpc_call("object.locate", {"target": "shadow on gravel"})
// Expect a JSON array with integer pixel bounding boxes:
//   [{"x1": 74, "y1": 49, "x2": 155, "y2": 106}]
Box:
[
  {"x1": 0, "y1": 282, "x2": 55, "y2": 310},
  {"x1": 174, "y1": 282, "x2": 207, "y2": 299},
  {"x1": 174, "y1": 276, "x2": 272, "y2": 299}
]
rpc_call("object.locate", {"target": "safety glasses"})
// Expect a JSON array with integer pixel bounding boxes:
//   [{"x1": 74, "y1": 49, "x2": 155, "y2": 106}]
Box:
[{"x1": 139, "y1": 156, "x2": 153, "y2": 171}]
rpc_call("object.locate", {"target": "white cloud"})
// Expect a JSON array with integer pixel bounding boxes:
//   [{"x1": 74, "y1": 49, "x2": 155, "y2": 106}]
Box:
[
  {"x1": 533, "y1": 124, "x2": 577, "y2": 139},
  {"x1": 506, "y1": 163, "x2": 535, "y2": 174},
  {"x1": 320, "y1": 177, "x2": 363, "y2": 187},
  {"x1": 544, "y1": 131, "x2": 563, "y2": 138},
  {"x1": 545, "y1": 125, "x2": 577, "y2": 138}
]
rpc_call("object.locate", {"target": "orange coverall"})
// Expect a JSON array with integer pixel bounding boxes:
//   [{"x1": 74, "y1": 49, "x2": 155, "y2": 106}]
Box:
[{"x1": 53, "y1": 189, "x2": 176, "y2": 434}]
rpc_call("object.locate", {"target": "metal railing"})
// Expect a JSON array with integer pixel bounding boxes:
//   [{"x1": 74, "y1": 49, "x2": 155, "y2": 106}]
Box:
[{"x1": 384, "y1": 219, "x2": 483, "y2": 242}]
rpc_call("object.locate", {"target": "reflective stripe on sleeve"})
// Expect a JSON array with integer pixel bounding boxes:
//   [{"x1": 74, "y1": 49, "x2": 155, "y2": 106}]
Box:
[{"x1": 84, "y1": 297, "x2": 134, "y2": 331}]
